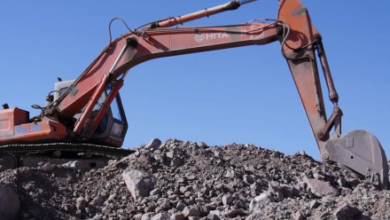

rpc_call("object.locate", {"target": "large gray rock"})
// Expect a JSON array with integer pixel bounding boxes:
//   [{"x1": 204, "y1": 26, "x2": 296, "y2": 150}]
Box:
[
  {"x1": 0, "y1": 185, "x2": 20, "y2": 220},
  {"x1": 146, "y1": 138, "x2": 162, "y2": 150},
  {"x1": 123, "y1": 169, "x2": 156, "y2": 200},
  {"x1": 333, "y1": 203, "x2": 362, "y2": 220},
  {"x1": 303, "y1": 178, "x2": 339, "y2": 197},
  {"x1": 151, "y1": 212, "x2": 171, "y2": 220},
  {"x1": 171, "y1": 213, "x2": 185, "y2": 220},
  {"x1": 62, "y1": 160, "x2": 107, "y2": 172},
  {"x1": 268, "y1": 182, "x2": 284, "y2": 201},
  {"x1": 141, "y1": 212, "x2": 156, "y2": 220},
  {"x1": 249, "y1": 193, "x2": 274, "y2": 212},
  {"x1": 182, "y1": 205, "x2": 201, "y2": 217},
  {"x1": 76, "y1": 197, "x2": 87, "y2": 210}
]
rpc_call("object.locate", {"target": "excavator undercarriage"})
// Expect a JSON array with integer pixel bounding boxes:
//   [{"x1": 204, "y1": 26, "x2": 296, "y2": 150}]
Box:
[
  {"x1": 0, "y1": 79, "x2": 134, "y2": 171},
  {"x1": 0, "y1": 0, "x2": 388, "y2": 189}
]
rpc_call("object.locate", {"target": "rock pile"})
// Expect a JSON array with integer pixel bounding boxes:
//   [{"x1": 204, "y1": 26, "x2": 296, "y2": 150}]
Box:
[{"x1": 1, "y1": 138, "x2": 390, "y2": 220}]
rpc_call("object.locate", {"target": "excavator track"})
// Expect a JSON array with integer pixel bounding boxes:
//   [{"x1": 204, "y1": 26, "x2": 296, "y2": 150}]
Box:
[
  {"x1": 0, "y1": 142, "x2": 135, "y2": 171},
  {"x1": 0, "y1": 142, "x2": 134, "y2": 157}
]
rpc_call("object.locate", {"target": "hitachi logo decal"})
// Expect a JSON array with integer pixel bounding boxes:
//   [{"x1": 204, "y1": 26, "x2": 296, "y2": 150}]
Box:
[
  {"x1": 194, "y1": 32, "x2": 230, "y2": 43},
  {"x1": 194, "y1": 30, "x2": 248, "y2": 43}
]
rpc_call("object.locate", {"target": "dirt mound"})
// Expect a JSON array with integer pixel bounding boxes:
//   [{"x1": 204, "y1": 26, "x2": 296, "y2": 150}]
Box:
[{"x1": 1, "y1": 138, "x2": 389, "y2": 220}]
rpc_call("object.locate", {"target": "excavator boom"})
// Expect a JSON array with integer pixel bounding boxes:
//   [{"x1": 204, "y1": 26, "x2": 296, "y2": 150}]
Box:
[{"x1": 0, "y1": 0, "x2": 388, "y2": 189}]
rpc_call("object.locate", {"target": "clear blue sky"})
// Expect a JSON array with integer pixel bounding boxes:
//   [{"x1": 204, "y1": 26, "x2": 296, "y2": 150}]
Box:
[{"x1": 0, "y1": 0, "x2": 389, "y2": 160}]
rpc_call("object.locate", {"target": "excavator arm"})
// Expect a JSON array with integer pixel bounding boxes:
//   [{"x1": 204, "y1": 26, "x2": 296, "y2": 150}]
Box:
[{"x1": 1, "y1": 0, "x2": 388, "y2": 188}]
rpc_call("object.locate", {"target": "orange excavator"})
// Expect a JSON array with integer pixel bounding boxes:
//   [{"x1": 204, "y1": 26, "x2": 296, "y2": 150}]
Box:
[{"x1": 0, "y1": 0, "x2": 388, "y2": 188}]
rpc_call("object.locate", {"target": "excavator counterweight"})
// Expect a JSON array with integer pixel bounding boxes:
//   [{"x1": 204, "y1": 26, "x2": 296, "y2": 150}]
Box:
[{"x1": 0, "y1": 0, "x2": 388, "y2": 189}]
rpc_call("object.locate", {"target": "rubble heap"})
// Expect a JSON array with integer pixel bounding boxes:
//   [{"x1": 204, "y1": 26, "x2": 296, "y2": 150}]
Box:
[{"x1": 1, "y1": 138, "x2": 390, "y2": 220}]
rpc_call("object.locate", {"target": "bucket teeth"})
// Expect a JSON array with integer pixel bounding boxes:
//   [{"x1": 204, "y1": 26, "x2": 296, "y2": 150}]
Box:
[{"x1": 325, "y1": 129, "x2": 389, "y2": 189}]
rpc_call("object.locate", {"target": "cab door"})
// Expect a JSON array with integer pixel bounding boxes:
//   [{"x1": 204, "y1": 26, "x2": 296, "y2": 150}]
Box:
[{"x1": 54, "y1": 80, "x2": 128, "y2": 147}]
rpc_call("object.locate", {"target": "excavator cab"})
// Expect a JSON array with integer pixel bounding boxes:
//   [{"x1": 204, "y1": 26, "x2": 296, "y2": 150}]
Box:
[{"x1": 53, "y1": 79, "x2": 128, "y2": 147}]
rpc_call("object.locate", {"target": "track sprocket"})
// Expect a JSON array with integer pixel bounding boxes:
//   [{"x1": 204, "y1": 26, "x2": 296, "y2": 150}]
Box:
[{"x1": 0, "y1": 153, "x2": 18, "y2": 172}]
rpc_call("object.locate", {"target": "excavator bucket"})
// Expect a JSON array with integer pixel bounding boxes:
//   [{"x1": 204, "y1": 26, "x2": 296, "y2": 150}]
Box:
[{"x1": 325, "y1": 130, "x2": 389, "y2": 189}]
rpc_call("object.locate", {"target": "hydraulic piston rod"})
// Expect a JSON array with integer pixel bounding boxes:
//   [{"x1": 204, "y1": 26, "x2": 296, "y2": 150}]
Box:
[{"x1": 144, "y1": 0, "x2": 258, "y2": 29}]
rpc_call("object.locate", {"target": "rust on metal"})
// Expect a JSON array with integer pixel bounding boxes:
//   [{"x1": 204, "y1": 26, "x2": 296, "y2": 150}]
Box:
[
  {"x1": 292, "y1": 5, "x2": 307, "y2": 17},
  {"x1": 318, "y1": 106, "x2": 343, "y2": 141}
]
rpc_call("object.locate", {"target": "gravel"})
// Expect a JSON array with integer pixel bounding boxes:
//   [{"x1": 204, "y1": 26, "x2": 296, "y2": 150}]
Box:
[{"x1": 1, "y1": 138, "x2": 390, "y2": 220}]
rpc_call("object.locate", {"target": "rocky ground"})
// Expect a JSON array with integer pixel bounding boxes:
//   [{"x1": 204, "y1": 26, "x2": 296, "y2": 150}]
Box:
[{"x1": 1, "y1": 138, "x2": 390, "y2": 220}]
